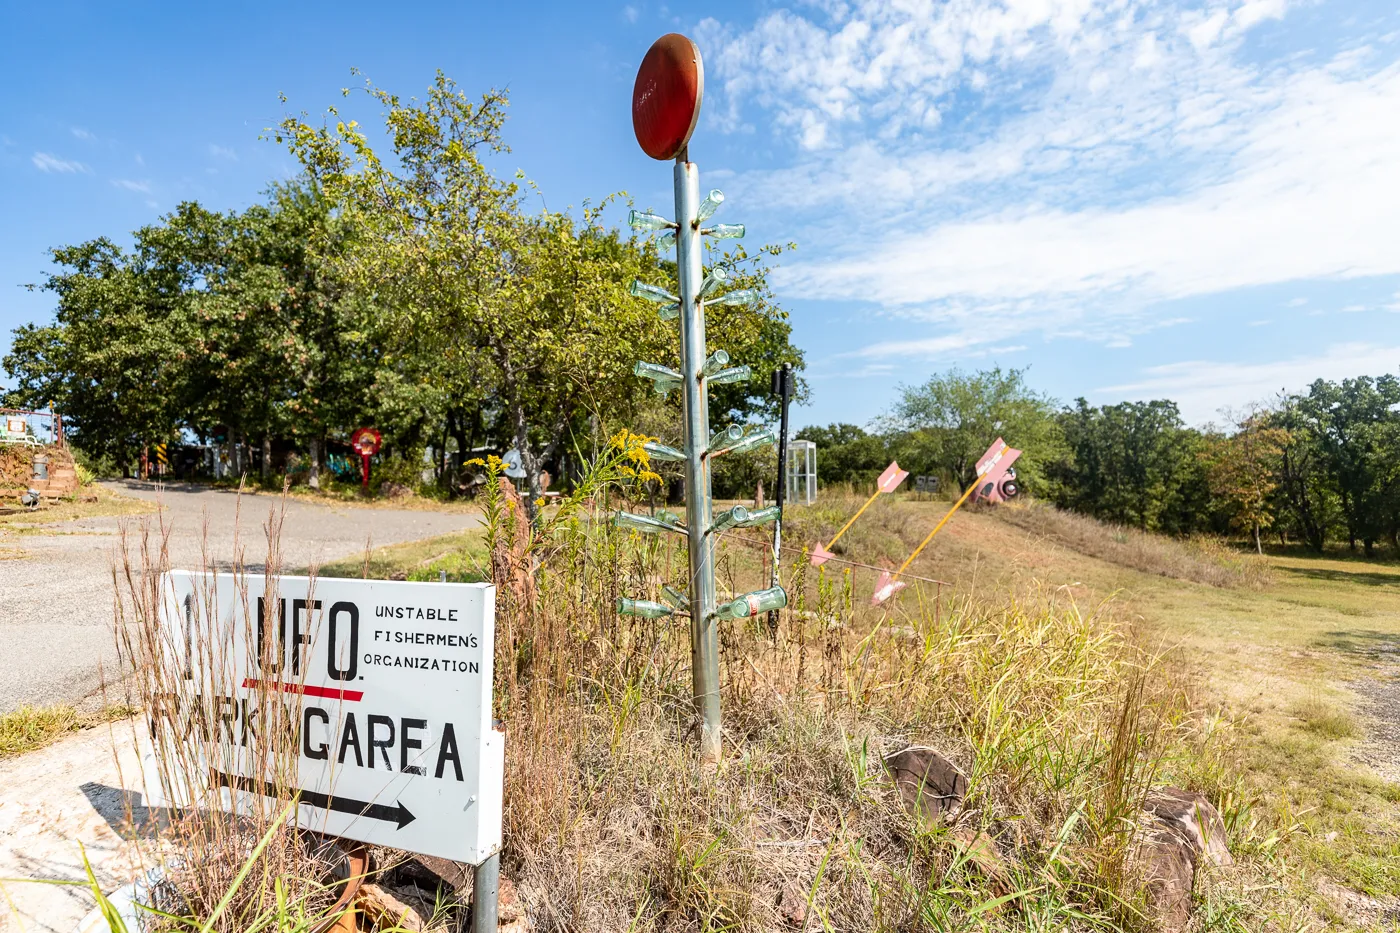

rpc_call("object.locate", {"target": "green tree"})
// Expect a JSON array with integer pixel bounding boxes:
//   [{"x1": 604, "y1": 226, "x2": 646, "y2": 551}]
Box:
[
  {"x1": 793, "y1": 423, "x2": 891, "y2": 489},
  {"x1": 6, "y1": 233, "x2": 203, "y2": 464},
  {"x1": 1201, "y1": 412, "x2": 1288, "y2": 553},
  {"x1": 886, "y1": 366, "x2": 1063, "y2": 493},
  {"x1": 1051, "y1": 399, "x2": 1211, "y2": 534},
  {"x1": 277, "y1": 72, "x2": 802, "y2": 512},
  {"x1": 1288, "y1": 376, "x2": 1400, "y2": 554}
]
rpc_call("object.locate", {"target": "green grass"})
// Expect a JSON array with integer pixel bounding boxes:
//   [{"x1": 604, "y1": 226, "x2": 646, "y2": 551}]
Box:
[
  {"x1": 315, "y1": 527, "x2": 489, "y2": 582},
  {"x1": 0, "y1": 703, "x2": 139, "y2": 759},
  {"x1": 0, "y1": 484, "x2": 154, "y2": 530}
]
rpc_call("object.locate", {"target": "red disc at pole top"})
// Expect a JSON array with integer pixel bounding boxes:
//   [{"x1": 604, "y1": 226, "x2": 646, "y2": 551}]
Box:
[
  {"x1": 350, "y1": 427, "x2": 382, "y2": 457},
  {"x1": 632, "y1": 33, "x2": 704, "y2": 161}
]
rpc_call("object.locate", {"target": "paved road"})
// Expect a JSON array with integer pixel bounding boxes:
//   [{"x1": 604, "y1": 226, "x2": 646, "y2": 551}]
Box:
[{"x1": 0, "y1": 482, "x2": 480, "y2": 714}]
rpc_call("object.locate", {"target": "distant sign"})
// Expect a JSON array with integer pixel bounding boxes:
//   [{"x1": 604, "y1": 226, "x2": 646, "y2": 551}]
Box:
[
  {"x1": 500, "y1": 449, "x2": 527, "y2": 480},
  {"x1": 914, "y1": 475, "x2": 938, "y2": 494},
  {"x1": 351, "y1": 427, "x2": 382, "y2": 457},
  {"x1": 146, "y1": 572, "x2": 503, "y2": 864},
  {"x1": 973, "y1": 437, "x2": 1022, "y2": 504}
]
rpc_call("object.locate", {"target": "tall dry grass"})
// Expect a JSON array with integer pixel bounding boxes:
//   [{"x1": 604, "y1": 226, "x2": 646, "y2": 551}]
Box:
[
  {"x1": 105, "y1": 485, "x2": 350, "y2": 931},
  {"x1": 488, "y1": 464, "x2": 1213, "y2": 931},
  {"x1": 84, "y1": 457, "x2": 1242, "y2": 932},
  {"x1": 987, "y1": 500, "x2": 1272, "y2": 589}
]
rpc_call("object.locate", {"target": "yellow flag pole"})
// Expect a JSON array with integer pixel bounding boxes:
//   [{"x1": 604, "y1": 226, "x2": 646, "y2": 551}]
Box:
[
  {"x1": 822, "y1": 487, "x2": 884, "y2": 552},
  {"x1": 893, "y1": 475, "x2": 982, "y2": 577}
]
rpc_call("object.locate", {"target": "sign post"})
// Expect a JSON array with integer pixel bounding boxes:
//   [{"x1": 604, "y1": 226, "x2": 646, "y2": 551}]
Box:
[
  {"x1": 351, "y1": 427, "x2": 382, "y2": 492},
  {"x1": 621, "y1": 33, "x2": 782, "y2": 763}
]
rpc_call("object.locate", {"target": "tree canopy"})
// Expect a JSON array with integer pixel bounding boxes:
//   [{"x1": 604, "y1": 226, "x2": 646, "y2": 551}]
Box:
[{"x1": 4, "y1": 73, "x2": 805, "y2": 498}]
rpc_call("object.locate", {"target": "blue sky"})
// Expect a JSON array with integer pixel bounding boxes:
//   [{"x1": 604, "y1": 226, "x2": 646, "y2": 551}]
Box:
[{"x1": 2, "y1": 0, "x2": 1398, "y2": 431}]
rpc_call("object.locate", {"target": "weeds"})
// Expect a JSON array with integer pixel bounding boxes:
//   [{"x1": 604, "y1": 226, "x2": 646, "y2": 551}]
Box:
[
  {"x1": 24, "y1": 460, "x2": 1263, "y2": 931},
  {"x1": 0, "y1": 704, "x2": 77, "y2": 758},
  {"x1": 987, "y1": 500, "x2": 1273, "y2": 589},
  {"x1": 0, "y1": 703, "x2": 138, "y2": 759}
]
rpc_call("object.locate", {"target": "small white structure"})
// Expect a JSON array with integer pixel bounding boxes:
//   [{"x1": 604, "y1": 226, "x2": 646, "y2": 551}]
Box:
[{"x1": 786, "y1": 439, "x2": 817, "y2": 506}]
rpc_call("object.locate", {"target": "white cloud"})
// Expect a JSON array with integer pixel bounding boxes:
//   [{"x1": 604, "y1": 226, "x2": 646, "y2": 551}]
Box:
[
  {"x1": 112, "y1": 178, "x2": 151, "y2": 193},
  {"x1": 622, "y1": 4, "x2": 638, "y2": 23},
  {"x1": 208, "y1": 144, "x2": 238, "y2": 160},
  {"x1": 31, "y1": 152, "x2": 90, "y2": 174},
  {"x1": 701, "y1": 2, "x2": 1400, "y2": 363},
  {"x1": 779, "y1": 62, "x2": 1400, "y2": 322},
  {"x1": 1096, "y1": 342, "x2": 1400, "y2": 423},
  {"x1": 70, "y1": 127, "x2": 96, "y2": 141}
]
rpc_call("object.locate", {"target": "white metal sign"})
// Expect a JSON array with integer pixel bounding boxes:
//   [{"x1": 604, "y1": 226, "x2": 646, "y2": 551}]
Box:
[{"x1": 145, "y1": 571, "x2": 503, "y2": 864}]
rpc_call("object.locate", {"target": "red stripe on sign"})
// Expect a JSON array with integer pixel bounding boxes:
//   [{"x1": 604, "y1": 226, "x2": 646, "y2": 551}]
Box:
[{"x1": 241, "y1": 678, "x2": 363, "y2": 702}]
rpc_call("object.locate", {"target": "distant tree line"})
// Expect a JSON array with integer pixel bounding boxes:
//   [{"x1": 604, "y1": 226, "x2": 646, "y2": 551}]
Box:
[
  {"x1": 799, "y1": 367, "x2": 1400, "y2": 555},
  {"x1": 2, "y1": 75, "x2": 803, "y2": 508}
]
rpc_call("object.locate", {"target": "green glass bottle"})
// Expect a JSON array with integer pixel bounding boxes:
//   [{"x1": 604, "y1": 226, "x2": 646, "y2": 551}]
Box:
[
  {"x1": 717, "y1": 586, "x2": 788, "y2": 620},
  {"x1": 617, "y1": 597, "x2": 674, "y2": 619},
  {"x1": 710, "y1": 505, "x2": 750, "y2": 534},
  {"x1": 736, "y1": 505, "x2": 780, "y2": 527}
]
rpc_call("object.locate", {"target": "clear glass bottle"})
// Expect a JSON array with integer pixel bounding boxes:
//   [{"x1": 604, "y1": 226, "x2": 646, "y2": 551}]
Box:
[
  {"x1": 658, "y1": 301, "x2": 680, "y2": 321},
  {"x1": 617, "y1": 597, "x2": 674, "y2": 618},
  {"x1": 631, "y1": 280, "x2": 677, "y2": 304},
  {"x1": 707, "y1": 288, "x2": 757, "y2": 308},
  {"x1": 704, "y1": 223, "x2": 744, "y2": 240},
  {"x1": 708, "y1": 365, "x2": 751, "y2": 386},
  {"x1": 661, "y1": 584, "x2": 689, "y2": 610},
  {"x1": 709, "y1": 505, "x2": 750, "y2": 533},
  {"x1": 702, "y1": 349, "x2": 731, "y2": 375},
  {"x1": 696, "y1": 189, "x2": 724, "y2": 223},
  {"x1": 698, "y1": 266, "x2": 729, "y2": 299},
  {"x1": 628, "y1": 209, "x2": 675, "y2": 232},
  {"x1": 642, "y1": 440, "x2": 685, "y2": 462},
  {"x1": 737, "y1": 505, "x2": 780, "y2": 527},
  {"x1": 635, "y1": 361, "x2": 681, "y2": 382},
  {"x1": 707, "y1": 424, "x2": 744, "y2": 452},
  {"x1": 613, "y1": 510, "x2": 684, "y2": 534},
  {"x1": 711, "y1": 428, "x2": 775, "y2": 457}
]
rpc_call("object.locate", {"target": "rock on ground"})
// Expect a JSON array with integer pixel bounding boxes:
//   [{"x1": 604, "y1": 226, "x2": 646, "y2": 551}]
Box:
[{"x1": 1136, "y1": 787, "x2": 1234, "y2": 932}]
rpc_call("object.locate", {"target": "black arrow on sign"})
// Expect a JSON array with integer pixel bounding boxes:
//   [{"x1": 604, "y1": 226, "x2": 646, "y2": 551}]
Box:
[{"x1": 212, "y1": 770, "x2": 417, "y2": 830}]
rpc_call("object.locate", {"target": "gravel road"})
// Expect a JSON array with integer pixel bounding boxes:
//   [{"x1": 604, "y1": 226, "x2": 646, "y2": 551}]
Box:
[{"x1": 0, "y1": 481, "x2": 480, "y2": 714}]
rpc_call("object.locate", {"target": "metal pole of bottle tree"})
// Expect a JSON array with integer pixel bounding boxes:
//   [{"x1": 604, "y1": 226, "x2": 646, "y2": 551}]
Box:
[
  {"x1": 769, "y1": 363, "x2": 793, "y2": 633},
  {"x1": 673, "y1": 153, "x2": 722, "y2": 763}
]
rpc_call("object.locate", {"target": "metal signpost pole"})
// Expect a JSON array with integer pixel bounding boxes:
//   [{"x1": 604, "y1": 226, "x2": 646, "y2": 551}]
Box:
[
  {"x1": 674, "y1": 154, "x2": 722, "y2": 762},
  {"x1": 472, "y1": 852, "x2": 499, "y2": 932}
]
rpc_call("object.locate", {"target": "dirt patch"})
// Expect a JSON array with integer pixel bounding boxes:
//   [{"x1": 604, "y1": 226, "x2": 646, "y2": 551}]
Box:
[{"x1": 1350, "y1": 657, "x2": 1400, "y2": 785}]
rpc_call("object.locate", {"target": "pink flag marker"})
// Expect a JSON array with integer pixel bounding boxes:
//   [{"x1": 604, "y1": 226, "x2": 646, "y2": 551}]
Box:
[
  {"x1": 871, "y1": 570, "x2": 907, "y2": 606},
  {"x1": 877, "y1": 460, "x2": 910, "y2": 493},
  {"x1": 810, "y1": 542, "x2": 835, "y2": 566}
]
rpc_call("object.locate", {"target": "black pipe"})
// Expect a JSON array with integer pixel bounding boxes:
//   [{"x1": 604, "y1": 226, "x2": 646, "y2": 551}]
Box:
[{"x1": 769, "y1": 363, "x2": 793, "y2": 635}]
